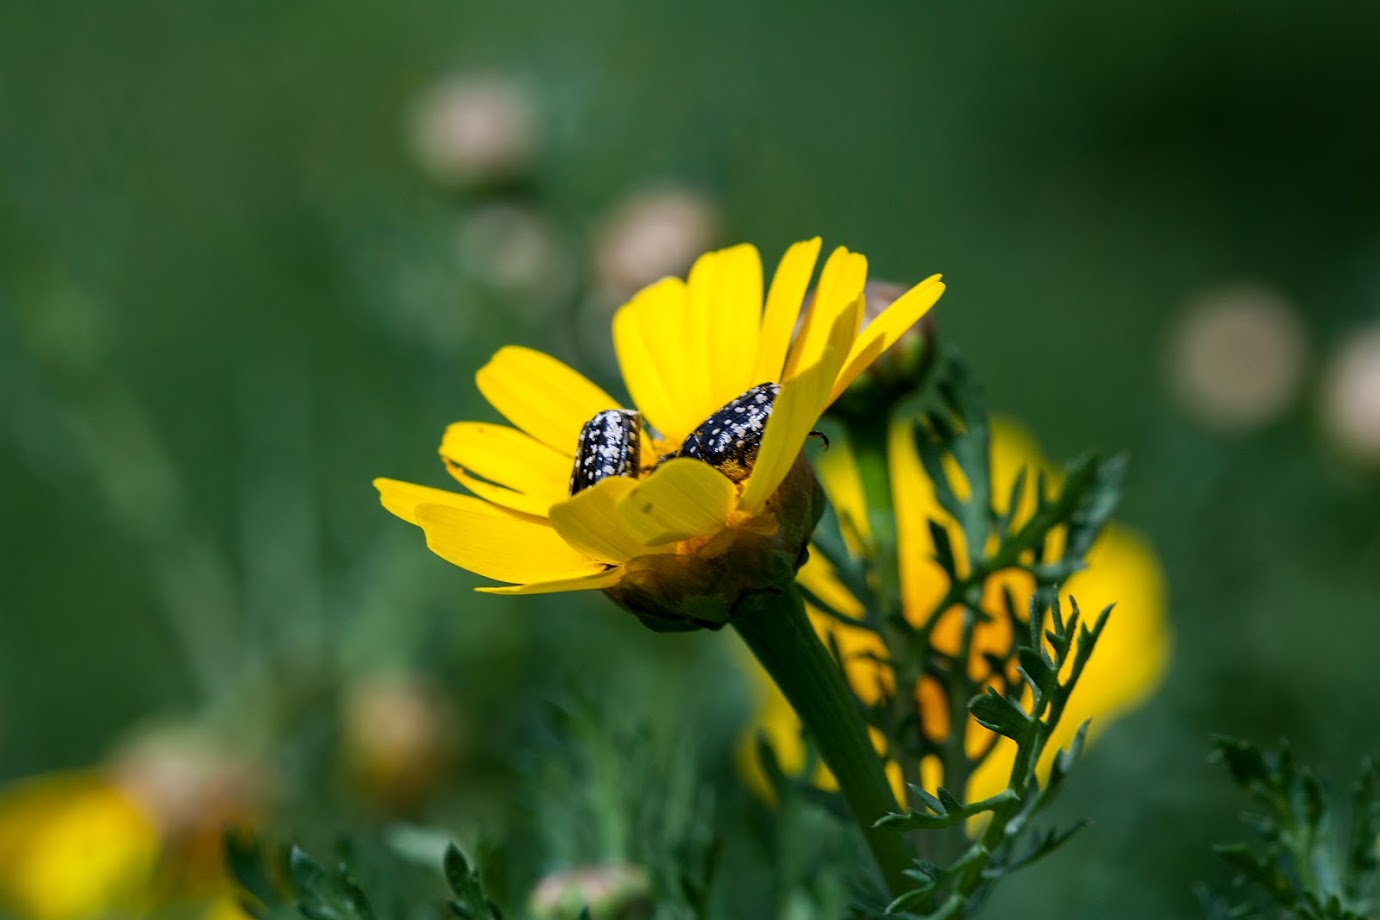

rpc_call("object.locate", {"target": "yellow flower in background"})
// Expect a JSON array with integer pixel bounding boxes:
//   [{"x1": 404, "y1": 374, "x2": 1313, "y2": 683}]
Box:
[
  {"x1": 376, "y1": 239, "x2": 945, "y2": 602},
  {"x1": 0, "y1": 770, "x2": 248, "y2": 920},
  {"x1": 744, "y1": 418, "x2": 1171, "y2": 803},
  {"x1": 0, "y1": 773, "x2": 158, "y2": 920}
]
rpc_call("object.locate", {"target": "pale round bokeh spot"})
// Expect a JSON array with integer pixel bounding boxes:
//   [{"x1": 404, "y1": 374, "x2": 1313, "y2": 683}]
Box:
[
  {"x1": 1166, "y1": 284, "x2": 1308, "y2": 432},
  {"x1": 592, "y1": 186, "x2": 718, "y2": 299},
  {"x1": 457, "y1": 203, "x2": 575, "y2": 316},
  {"x1": 1321, "y1": 325, "x2": 1380, "y2": 462},
  {"x1": 409, "y1": 74, "x2": 538, "y2": 186},
  {"x1": 342, "y1": 672, "x2": 458, "y2": 811},
  {"x1": 529, "y1": 863, "x2": 651, "y2": 920},
  {"x1": 110, "y1": 726, "x2": 263, "y2": 837}
]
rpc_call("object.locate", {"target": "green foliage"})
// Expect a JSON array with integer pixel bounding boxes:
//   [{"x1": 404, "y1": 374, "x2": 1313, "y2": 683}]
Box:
[
  {"x1": 225, "y1": 830, "x2": 502, "y2": 920},
  {"x1": 443, "y1": 844, "x2": 504, "y2": 920},
  {"x1": 815, "y1": 351, "x2": 1128, "y2": 918},
  {"x1": 875, "y1": 595, "x2": 1106, "y2": 919},
  {"x1": 1202, "y1": 739, "x2": 1380, "y2": 920}
]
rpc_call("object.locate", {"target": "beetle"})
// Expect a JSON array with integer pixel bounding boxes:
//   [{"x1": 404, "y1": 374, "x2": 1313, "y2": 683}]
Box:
[
  {"x1": 678, "y1": 383, "x2": 781, "y2": 483},
  {"x1": 568, "y1": 409, "x2": 642, "y2": 496}
]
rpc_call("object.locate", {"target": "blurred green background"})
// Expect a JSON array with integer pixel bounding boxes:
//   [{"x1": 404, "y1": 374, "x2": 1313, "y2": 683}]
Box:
[{"x1": 3, "y1": 1, "x2": 1380, "y2": 917}]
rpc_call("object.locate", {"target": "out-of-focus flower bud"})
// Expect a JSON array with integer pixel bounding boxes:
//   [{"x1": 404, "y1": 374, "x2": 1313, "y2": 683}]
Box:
[
  {"x1": 1320, "y1": 325, "x2": 1380, "y2": 463},
  {"x1": 342, "y1": 673, "x2": 458, "y2": 814},
  {"x1": 1166, "y1": 285, "x2": 1307, "y2": 432},
  {"x1": 528, "y1": 863, "x2": 652, "y2": 920},
  {"x1": 578, "y1": 184, "x2": 716, "y2": 372},
  {"x1": 111, "y1": 727, "x2": 263, "y2": 883},
  {"x1": 593, "y1": 187, "x2": 718, "y2": 300},
  {"x1": 409, "y1": 74, "x2": 538, "y2": 188},
  {"x1": 457, "y1": 204, "x2": 575, "y2": 316},
  {"x1": 832, "y1": 280, "x2": 938, "y2": 415}
]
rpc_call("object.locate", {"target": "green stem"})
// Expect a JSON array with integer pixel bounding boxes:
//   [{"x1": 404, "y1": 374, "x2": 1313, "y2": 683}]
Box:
[{"x1": 733, "y1": 583, "x2": 913, "y2": 900}]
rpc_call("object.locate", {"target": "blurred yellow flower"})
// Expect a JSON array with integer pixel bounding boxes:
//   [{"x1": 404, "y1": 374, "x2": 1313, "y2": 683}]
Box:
[
  {"x1": 743, "y1": 418, "x2": 1171, "y2": 804},
  {"x1": 376, "y1": 239, "x2": 944, "y2": 602},
  {"x1": 0, "y1": 769, "x2": 251, "y2": 920}
]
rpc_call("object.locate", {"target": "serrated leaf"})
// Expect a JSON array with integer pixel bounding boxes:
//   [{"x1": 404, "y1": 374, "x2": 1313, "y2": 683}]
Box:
[
  {"x1": 937, "y1": 787, "x2": 964, "y2": 813},
  {"x1": 875, "y1": 790, "x2": 1018, "y2": 832},
  {"x1": 884, "y1": 878, "x2": 937, "y2": 915},
  {"x1": 1212, "y1": 737, "x2": 1273, "y2": 791},
  {"x1": 288, "y1": 846, "x2": 335, "y2": 904},
  {"x1": 287, "y1": 845, "x2": 373, "y2": 920},
  {"x1": 907, "y1": 782, "x2": 945, "y2": 816},
  {"x1": 444, "y1": 843, "x2": 501, "y2": 920},
  {"x1": 1017, "y1": 646, "x2": 1055, "y2": 692},
  {"x1": 1345, "y1": 758, "x2": 1380, "y2": 899},
  {"x1": 996, "y1": 466, "x2": 1028, "y2": 539},
  {"x1": 928, "y1": 518, "x2": 958, "y2": 579},
  {"x1": 968, "y1": 688, "x2": 1029, "y2": 740},
  {"x1": 1003, "y1": 821, "x2": 1090, "y2": 875}
]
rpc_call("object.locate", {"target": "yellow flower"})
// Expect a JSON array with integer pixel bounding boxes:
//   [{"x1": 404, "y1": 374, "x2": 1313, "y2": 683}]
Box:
[
  {"x1": 375, "y1": 239, "x2": 945, "y2": 610},
  {"x1": 744, "y1": 418, "x2": 1171, "y2": 803},
  {"x1": 0, "y1": 770, "x2": 250, "y2": 920}
]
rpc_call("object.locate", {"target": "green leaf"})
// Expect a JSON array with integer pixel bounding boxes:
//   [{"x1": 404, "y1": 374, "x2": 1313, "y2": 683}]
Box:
[
  {"x1": 1062, "y1": 452, "x2": 1128, "y2": 561},
  {"x1": 1016, "y1": 646, "x2": 1055, "y2": 694},
  {"x1": 287, "y1": 846, "x2": 374, "y2": 920},
  {"x1": 754, "y1": 731, "x2": 791, "y2": 802},
  {"x1": 995, "y1": 467, "x2": 1028, "y2": 540},
  {"x1": 223, "y1": 829, "x2": 283, "y2": 918},
  {"x1": 1004, "y1": 821, "x2": 1089, "y2": 874},
  {"x1": 928, "y1": 518, "x2": 958, "y2": 579},
  {"x1": 1344, "y1": 758, "x2": 1380, "y2": 901},
  {"x1": 875, "y1": 790, "x2": 1019, "y2": 832},
  {"x1": 444, "y1": 843, "x2": 502, "y2": 920},
  {"x1": 884, "y1": 877, "x2": 937, "y2": 915},
  {"x1": 1212, "y1": 737, "x2": 1273, "y2": 792},
  {"x1": 967, "y1": 688, "x2": 1029, "y2": 740}
]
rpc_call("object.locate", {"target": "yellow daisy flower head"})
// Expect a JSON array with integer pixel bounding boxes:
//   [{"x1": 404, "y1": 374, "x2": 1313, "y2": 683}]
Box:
[
  {"x1": 744, "y1": 418, "x2": 1171, "y2": 802},
  {"x1": 376, "y1": 239, "x2": 945, "y2": 628}
]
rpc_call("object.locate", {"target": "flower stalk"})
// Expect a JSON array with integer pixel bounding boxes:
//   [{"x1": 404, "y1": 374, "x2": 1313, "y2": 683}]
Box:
[{"x1": 732, "y1": 581, "x2": 914, "y2": 900}]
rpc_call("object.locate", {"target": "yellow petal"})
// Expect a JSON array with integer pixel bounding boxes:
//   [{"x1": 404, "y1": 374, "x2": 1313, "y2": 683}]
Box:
[
  {"x1": 885, "y1": 419, "x2": 948, "y2": 622},
  {"x1": 477, "y1": 569, "x2": 624, "y2": 595},
  {"x1": 614, "y1": 277, "x2": 713, "y2": 440},
  {"x1": 680, "y1": 249, "x2": 722, "y2": 428},
  {"x1": 414, "y1": 501, "x2": 605, "y2": 584},
  {"x1": 375, "y1": 478, "x2": 507, "y2": 527},
  {"x1": 782, "y1": 246, "x2": 867, "y2": 380},
  {"x1": 443, "y1": 468, "x2": 554, "y2": 518},
  {"x1": 475, "y1": 346, "x2": 620, "y2": 454},
  {"x1": 440, "y1": 422, "x2": 572, "y2": 518},
  {"x1": 829, "y1": 275, "x2": 946, "y2": 404},
  {"x1": 700, "y1": 243, "x2": 764, "y2": 410},
  {"x1": 616, "y1": 457, "x2": 736, "y2": 545},
  {"x1": 739, "y1": 296, "x2": 861, "y2": 515},
  {"x1": 549, "y1": 477, "x2": 670, "y2": 563},
  {"x1": 753, "y1": 238, "x2": 822, "y2": 385},
  {"x1": 813, "y1": 435, "x2": 870, "y2": 552}
]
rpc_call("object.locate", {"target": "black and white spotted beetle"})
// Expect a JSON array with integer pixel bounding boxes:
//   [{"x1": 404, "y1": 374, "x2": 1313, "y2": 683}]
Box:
[
  {"x1": 568, "y1": 409, "x2": 642, "y2": 496},
  {"x1": 678, "y1": 383, "x2": 780, "y2": 483}
]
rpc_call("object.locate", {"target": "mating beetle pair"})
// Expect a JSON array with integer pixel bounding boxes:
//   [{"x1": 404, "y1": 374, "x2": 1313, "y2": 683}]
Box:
[{"x1": 568, "y1": 383, "x2": 782, "y2": 496}]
